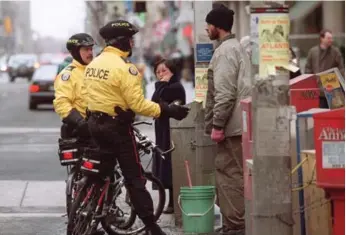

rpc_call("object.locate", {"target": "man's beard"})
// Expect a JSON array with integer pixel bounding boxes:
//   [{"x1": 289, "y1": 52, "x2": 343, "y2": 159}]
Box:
[{"x1": 209, "y1": 29, "x2": 219, "y2": 40}]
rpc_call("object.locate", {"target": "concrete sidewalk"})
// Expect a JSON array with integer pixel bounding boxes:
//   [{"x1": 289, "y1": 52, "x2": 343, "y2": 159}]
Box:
[
  {"x1": 0, "y1": 180, "x2": 220, "y2": 234},
  {"x1": 0, "y1": 180, "x2": 66, "y2": 214}
]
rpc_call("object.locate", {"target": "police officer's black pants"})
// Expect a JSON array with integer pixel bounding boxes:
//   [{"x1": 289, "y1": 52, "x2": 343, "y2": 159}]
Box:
[{"x1": 87, "y1": 115, "x2": 155, "y2": 226}]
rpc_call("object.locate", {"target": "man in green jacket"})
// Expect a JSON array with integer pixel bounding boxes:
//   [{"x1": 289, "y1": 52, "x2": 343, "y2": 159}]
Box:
[{"x1": 56, "y1": 56, "x2": 73, "y2": 75}]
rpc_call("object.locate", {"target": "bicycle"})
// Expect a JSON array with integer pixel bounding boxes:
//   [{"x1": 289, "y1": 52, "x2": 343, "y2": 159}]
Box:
[
  {"x1": 58, "y1": 137, "x2": 88, "y2": 217},
  {"x1": 66, "y1": 121, "x2": 174, "y2": 235}
]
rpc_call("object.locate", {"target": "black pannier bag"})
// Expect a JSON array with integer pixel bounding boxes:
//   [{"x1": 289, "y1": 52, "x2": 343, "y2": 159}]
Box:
[
  {"x1": 80, "y1": 148, "x2": 116, "y2": 177},
  {"x1": 80, "y1": 147, "x2": 102, "y2": 176},
  {"x1": 58, "y1": 138, "x2": 82, "y2": 166}
]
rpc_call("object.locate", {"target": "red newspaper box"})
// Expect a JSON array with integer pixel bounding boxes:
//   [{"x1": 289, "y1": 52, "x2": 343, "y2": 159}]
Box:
[
  {"x1": 290, "y1": 74, "x2": 320, "y2": 113},
  {"x1": 313, "y1": 108, "x2": 345, "y2": 235}
]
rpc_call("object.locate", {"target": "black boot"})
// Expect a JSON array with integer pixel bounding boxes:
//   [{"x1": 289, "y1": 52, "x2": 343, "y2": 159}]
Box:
[{"x1": 145, "y1": 224, "x2": 166, "y2": 235}]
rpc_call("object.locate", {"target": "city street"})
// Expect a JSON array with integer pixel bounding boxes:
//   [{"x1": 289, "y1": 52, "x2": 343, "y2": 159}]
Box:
[
  {"x1": 0, "y1": 74, "x2": 65, "y2": 234},
  {"x1": 0, "y1": 0, "x2": 343, "y2": 234},
  {"x1": 0, "y1": 74, "x2": 177, "y2": 234}
]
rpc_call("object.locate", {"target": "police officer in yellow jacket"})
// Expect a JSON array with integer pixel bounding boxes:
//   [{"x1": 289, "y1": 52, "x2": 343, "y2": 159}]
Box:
[
  {"x1": 53, "y1": 33, "x2": 95, "y2": 139},
  {"x1": 85, "y1": 20, "x2": 189, "y2": 235}
]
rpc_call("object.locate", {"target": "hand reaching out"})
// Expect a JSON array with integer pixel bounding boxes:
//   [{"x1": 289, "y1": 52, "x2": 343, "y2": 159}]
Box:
[{"x1": 160, "y1": 70, "x2": 173, "y2": 82}]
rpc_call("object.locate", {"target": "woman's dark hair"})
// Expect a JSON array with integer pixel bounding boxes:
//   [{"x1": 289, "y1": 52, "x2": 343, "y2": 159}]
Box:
[{"x1": 153, "y1": 58, "x2": 177, "y2": 76}]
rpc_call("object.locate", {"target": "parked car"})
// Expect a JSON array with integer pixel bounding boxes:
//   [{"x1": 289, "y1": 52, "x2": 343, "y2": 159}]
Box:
[
  {"x1": 7, "y1": 54, "x2": 39, "y2": 82},
  {"x1": 28, "y1": 63, "x2": 58, "y2": 110}
]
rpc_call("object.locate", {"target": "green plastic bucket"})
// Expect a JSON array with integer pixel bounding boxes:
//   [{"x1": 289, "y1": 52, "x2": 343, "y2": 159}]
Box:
[{"x1": 179, "y1": 186, "x2": 216, "y2": 234}]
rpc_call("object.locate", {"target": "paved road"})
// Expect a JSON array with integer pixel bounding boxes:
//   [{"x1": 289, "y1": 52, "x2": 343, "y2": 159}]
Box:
[
  {"x1": 0, "y1": 75, "x2": 65, "y2": 234},
  {"x1": 0, "y1": 74, "x2": 65, "y2": 181}
]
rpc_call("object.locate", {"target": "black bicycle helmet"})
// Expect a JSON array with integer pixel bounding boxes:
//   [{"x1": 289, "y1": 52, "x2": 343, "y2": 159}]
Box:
[
  {"x1": 66, "y1": 33, "x2": 95, "y2": 52},
  {"x1": 99, "y1": 20, "x2": 138, "y2": 40},
  {"x1": 66, "y1": 33, "x2": 95, "y2": 65},
  {"x1": 99, "y1": 20, "x2": 139, "y2": 53}
]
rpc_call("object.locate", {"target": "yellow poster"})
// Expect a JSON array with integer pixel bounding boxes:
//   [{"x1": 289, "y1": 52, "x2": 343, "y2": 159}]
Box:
[
  {"x1": 258, "y1": 13, "x2": 290, "y2": 77},
  {"x1": 319, "y1": 72, "x2": 345, "y2": 109},
  {"x1": 320, "y1": 73, "x2": 340, "y2": 89},
  {"x1": 194, "y1": 67, "x2": 208, "y2": 108}
]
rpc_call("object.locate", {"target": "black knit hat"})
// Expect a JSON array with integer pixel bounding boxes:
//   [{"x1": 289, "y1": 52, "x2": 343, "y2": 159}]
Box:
[{"x1": 205, "y1": 6, "x2": 235, "y2": 31}]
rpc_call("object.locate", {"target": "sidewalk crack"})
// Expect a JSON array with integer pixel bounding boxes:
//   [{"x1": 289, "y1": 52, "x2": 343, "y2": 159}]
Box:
[{"x1": 19, "y1": 181, "x2": 29, "y2": 207}]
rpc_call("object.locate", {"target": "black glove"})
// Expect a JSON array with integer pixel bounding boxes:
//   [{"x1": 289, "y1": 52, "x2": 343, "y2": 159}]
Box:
[
  {"x1": 159, "y1": 102, "x2": 189, "y2": 120},
  {"x1": 114, "y1": 106, "x2": 136, "y2": 124},
  {"x1": 76, "y1": 120, "x2": 90, "y2": 138},
  {"x1": 63, "y1": 109, "x2": 90, "y2": 138}
]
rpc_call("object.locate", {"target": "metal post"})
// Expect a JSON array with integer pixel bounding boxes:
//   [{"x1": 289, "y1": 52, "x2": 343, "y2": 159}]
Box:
[
  {"x1": 250, "y1": 1, "x2": 293, "y2": 235},
  {"x1": 170, "y1": 1, "x2": 216, "y2": 227}
]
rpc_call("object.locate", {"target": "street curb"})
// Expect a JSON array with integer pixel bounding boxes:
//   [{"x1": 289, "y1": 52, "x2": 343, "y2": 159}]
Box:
[
  {"x1": 0, "y1": 206, "x2": 65, "y2": 214},
  {"x1": 0, "y1": 127, "x2": 60, "y2": 134}
]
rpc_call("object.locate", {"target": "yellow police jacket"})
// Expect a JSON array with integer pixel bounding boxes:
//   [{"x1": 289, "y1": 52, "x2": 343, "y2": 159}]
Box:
[
  {"x1": 53, "y1": 59, "x2": 87, "y2": 119},
  {"x1": 84, "y1": 46, "x2": 161, "y2": 118}
]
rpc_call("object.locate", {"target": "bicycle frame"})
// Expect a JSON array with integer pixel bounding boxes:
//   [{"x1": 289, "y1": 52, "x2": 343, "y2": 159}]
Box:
[
  {"x1": 69, "y1": 120, "x2": 176, "y2": 234},
  {"x1": 132, "y1": 121, "x2": 175, "y2": 158}
]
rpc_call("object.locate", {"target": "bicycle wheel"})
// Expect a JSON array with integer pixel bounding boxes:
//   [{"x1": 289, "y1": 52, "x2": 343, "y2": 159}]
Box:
[
  {"x1": 67, "y1": 176, "x2": 97, "y2": 235},
  {"x1": 106, "y1": 184, "x2": 136, "y2": 230},
  {"x1": 101, "y1": 172, "x2": 166, "y2": 235},
  {"x1": 66, "y1": 166, "x2": 81, "y2": 217}
]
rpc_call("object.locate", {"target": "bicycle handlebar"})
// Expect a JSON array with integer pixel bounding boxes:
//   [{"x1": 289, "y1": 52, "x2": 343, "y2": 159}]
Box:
[{"x1": 132, "y1": 121, "x2": 175, "y2": 159}]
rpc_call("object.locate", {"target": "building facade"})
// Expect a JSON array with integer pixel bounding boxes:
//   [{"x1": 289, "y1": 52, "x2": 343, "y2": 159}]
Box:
[{"x1": 0, "y1": 1, "x2": 33, "y2": 54}]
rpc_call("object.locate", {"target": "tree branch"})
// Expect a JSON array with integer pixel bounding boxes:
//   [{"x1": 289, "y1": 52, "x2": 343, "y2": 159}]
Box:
[
  {"x1": 86, "y1": 2, "x2": 99, "y2": 20},
  {"x1": 85, "y1": 1, "x2": 107, "y2": 46}
]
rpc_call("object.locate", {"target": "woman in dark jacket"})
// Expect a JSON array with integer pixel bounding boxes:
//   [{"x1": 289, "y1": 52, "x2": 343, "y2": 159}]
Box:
[{"x1": 151, "y1": 58, "x2": 186, "y2": 214}]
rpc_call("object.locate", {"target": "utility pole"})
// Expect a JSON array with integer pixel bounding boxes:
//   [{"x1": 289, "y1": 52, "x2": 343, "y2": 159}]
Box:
[{"x1": 250, "y1": 1, "x2": 294, "y2": 235}]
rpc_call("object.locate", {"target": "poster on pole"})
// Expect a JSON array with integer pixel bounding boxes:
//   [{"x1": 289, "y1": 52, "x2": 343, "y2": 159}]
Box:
[
  {"x1": 194, "y1": 67, "x2": 209, "y2": 108},
  {"x1": 258, "y1": 11, "x2": 290, "y2": 77}
]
